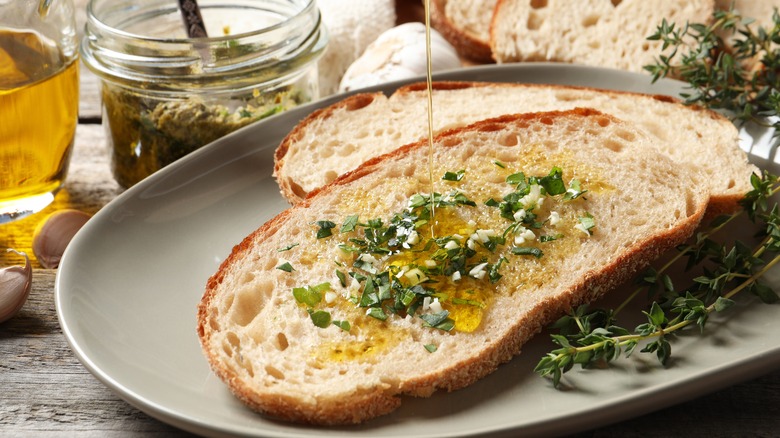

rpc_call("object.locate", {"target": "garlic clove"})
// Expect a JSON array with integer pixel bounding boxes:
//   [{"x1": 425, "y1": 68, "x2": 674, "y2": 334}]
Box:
[
  {"x1": 32, "y1": 209, "x2": 92, "y2": 269},
  {"x1": 338, "y1": 22, "x2": 462, "y2": 92},
  {"x1": 0, "y1": 250, "x2": 32, "y2": 324}
]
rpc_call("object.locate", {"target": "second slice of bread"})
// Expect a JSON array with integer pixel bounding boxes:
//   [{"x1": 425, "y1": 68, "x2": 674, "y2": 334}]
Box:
[
  {"x1": 200, "y1": 109, "x2": 708, "y2": 425},
  {"x1": 274, "y1": 81, "x2": 755, "y2": 216}
]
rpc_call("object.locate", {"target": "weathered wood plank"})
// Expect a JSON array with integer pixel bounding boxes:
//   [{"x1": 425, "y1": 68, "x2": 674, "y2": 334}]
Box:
[{"x1": 79, "y1": 67, "x2": 101, "y2": 121}]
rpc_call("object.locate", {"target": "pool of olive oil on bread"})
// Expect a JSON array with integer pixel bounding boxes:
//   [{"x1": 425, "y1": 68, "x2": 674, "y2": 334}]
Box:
[{"x1": 197, "y1": 109, "x2": 709, "y2": 425}]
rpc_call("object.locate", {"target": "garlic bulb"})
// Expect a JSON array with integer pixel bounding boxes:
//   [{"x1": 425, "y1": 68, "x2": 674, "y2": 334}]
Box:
[
  {"x1": 0, "y1": 250, "x2": 32, "y2": 324},
  {"x1": 317, "y1": 0, "x2": 396, "y2": 96},
  {"x1": 32, "y1": 209, "x2": 92, "y2": 269},
  {"x1": 338, "y1": 22, "x2": 462, "y2": 93}
]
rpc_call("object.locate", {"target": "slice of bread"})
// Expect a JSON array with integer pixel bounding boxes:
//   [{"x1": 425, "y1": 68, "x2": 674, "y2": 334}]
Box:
[
  {"x1": 489, "y1": 0, "x2": 714, "y2": 70},
  {"x1": 274, "y1": 81, "x2": 755, "y2": 216},
  {"x1": 199, "y1": 109, "x2": 708, "y2": 425},
  {"x1": 430, "y1": 0, "x2": 497, "y2": 62}
]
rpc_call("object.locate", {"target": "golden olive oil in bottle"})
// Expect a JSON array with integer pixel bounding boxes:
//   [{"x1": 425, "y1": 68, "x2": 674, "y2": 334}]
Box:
[{"x1": 0, "y1": 29, "x2": 79, "y2": 220}]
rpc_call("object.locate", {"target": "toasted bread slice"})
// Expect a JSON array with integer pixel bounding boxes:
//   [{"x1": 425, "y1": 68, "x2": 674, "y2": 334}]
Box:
[
  {"x1": 199, "y1": 109, "x2": 708, "y2": 425},
  {"x1": 274, "y1": 81, "x2": 755, "y2": 216},
  {"x1": 489, "y1": 0, "x2": 714, "y2": 69}
]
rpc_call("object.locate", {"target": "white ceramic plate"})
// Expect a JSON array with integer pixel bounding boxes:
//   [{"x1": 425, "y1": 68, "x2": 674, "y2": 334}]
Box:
[{"x1": 56, "y1": 64, "x2": 780, "y2": 438}]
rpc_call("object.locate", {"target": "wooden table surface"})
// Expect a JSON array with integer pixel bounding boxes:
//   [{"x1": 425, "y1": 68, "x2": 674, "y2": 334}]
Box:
[{"x1": 2, "y1": 1, "x2": 780, "y2": 437}]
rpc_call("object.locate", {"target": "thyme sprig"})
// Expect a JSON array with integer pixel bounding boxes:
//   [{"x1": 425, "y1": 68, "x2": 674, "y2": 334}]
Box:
[
  {"x1": 644, "y1": 8, "x2": 780, "y2": 134},
  {"x1": 535, "y1": 171, "x2": 780, "y2": 388}
]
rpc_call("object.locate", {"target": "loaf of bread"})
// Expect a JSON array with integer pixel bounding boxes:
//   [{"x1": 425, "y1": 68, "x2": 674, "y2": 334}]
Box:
[
  {"x1": 274, "y1": 81, "x2": 754, "y2": 216},
  {"x1": 430, "y1": 0, "x2": 497, "y2": 62},
  {"x1": 199, "y1": 109, "x2": 709, "y2": 425},
  {"x1": 491, "y1": 0, "x2": 714, "y2": 69},
  {"x1": 429, "y1": 0, "x2": 714, "y2": 67}
]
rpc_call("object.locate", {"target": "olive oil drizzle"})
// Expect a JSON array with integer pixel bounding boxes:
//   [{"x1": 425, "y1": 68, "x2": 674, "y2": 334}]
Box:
[{"x1": 424, "y1": 0, "x2": 436, "y2": 238}]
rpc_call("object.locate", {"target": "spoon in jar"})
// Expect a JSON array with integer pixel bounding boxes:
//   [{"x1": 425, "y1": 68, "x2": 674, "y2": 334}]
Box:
[{"x1": 177, "y1": 0, "x2": 208, "y2": 38}]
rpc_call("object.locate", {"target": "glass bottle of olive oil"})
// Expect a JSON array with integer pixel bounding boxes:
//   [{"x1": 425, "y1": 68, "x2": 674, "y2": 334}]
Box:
[{"x1": 0, "y1": 29, "x2": 79, "y2": 223}]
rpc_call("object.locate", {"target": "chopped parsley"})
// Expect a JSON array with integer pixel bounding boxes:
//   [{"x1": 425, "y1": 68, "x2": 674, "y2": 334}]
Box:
[
  {"x1": 332, "y1": 320, "x2": 351, "y2": 331},
  {"x1": 276, "y1": 262, "x2": 294, "y2": 272},
  {"x1": 335, "y1": 269, "x2": 348, "y2": 287},
  {"x1": 291, "y1": 165, "x2": 595, "y2": 332},
  {"x1": 340, "y1": 214, "x2": 359, "y2": 233},
  {"x1": 366, "y1": 307, "x2": 388, "y2": 321},
  {"x1": 539, "y1": 167, "x2": 566, "y2": 196},
  {"x1": 564, "y1": 179, "x2": 587, "y2": 201},
  {"x1": 511, "y1": 246, "x2": 544, "y2": 258},
  {"x1": 540, "y1": 233, "x2": 564, "y2": 242},
  {"x1": 443, "y1": 169, "x2": 466, "y2": 181},
  {"x1": 292, "y1": 282, "x2": 330, "y2": 307},
  {"x1": 577, "y1": 213, "x2": 596, "y2": 235},
  {"x1": 420, "y1": 311, "x2": 455, "y2": 331},
  {"x1": 308, "y1": 309, "x2": 331, "y2": 328},
  {"x1": 315, "y1": 220, "x2": 337, "y2": 239},
  {"x1": 277, "y1": 243, "x2": 299, "y2": 252}
]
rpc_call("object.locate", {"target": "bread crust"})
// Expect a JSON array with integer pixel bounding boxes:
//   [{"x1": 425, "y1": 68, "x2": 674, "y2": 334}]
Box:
[{"x1": 201, "y1": 108, "x2": 708, "y2": 425}]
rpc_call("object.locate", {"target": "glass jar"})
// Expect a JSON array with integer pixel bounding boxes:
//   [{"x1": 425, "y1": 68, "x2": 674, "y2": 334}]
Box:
[
  {"x1": 0, "y1": 0, "x2": 79, "y2": 223},
  {"x1": 80, "y1": 0, "x2": 327, "y2": 188}
]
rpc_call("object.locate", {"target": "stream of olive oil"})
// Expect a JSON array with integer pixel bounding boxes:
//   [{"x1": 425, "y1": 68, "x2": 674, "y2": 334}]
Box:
[
  {"x1": 0, "y1": 29, "x2": 79, "y2": 203},
  {"x1": 424, "y1": 0, "x2": 436, "y2": 238}
]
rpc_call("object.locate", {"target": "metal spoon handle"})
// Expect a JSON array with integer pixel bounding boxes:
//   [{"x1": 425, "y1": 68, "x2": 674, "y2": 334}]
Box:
[{"x1": 178, "y1": 0, "x2": 208, "y2": 38}]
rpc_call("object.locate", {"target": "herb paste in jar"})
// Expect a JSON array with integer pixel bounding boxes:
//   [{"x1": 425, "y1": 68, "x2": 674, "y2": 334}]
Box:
[{"x1": 102, "y1": 86, "x2": 305, "y2": 187}]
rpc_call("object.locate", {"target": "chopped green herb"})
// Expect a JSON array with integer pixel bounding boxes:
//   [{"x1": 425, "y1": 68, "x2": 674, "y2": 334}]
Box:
[
  {"x1": 420, "y1": 311, "x2": 455, "y2": 331},
  {"x1": 443, "y1": 169, "x2": 466, "y2": 181},
  {"x1": 506, "y1": 172, "x2": 527, "y2": 186},
  {"x1": 424, "y1": 344, "x2": 438, "y2": 353},
  {"x1": 487, "y1": 257, "x2": 507, "y2": 283},
  {"x1": 578, "y1": 213, "x2": 596, "y2": 234},
  {"x1": 338, "y1": 243, "x2": 362, "y2": 253},
  {"x1": 292, "y1": 282, "x2": 330, "y2": 307},
  {"x1": 277, "y1": 243, "x2": 299, "y2": 252},
  {"x1": 332, "y1": 320, "x2": 351, "y2": 331},
  {"x1": 511, "y1": 246, "x2": 544, "y2": 258},
  {"x1": 335, "y1": 269, "x2": 347, "y2": 287},
  {"x1": 564, "y1": 179, "x2": 587, "y2": 201},
  {"x1": 481, "y1": 234, "x2": 506, "y2": 252},
  {"x1": 539, "y1": 167, "x2": 566, "y2": 196},
  {"x1": 341, "y1": 214, "x2": 359, "y2": 233},
  {"x1": 451, "y1": 297, "x2": 485, "y2": 307},
  {"x1": 540, "y1": 234, "x2": 564, "y2": 242},
  {"x1": 366, "y1": 307, "x2": 388, "y2": 321},
  {"x1": 493, "y1": 160, "x2": 506, "y2": 168},
  {"x1": 315, "y1": 220, "x2": 337, "y2": 239},
  {"x1": 359, "y1": 278, "x2": 381, "y2": 307},
  {"x1": 308, "y1": 310, "x2": 331, "y2": 328},
  {"x1": 292, "y1": 165, "x2": 593, "y2": 335},
  {"x1": 276, "y1": 262, "x2": 294, "y2": 272}
]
